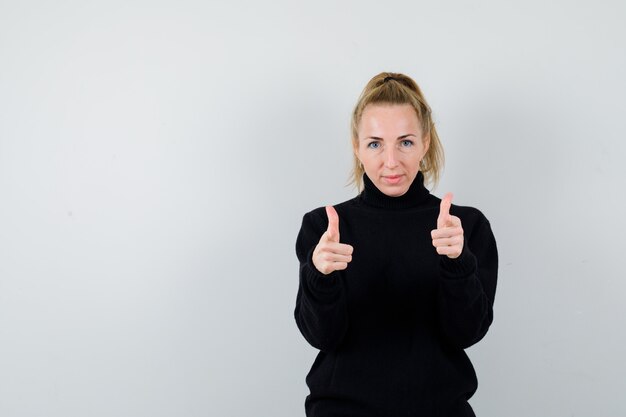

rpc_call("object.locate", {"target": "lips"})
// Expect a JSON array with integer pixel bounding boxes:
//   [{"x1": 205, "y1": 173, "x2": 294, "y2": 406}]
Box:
[{"x1": 382, "y1": 174, "x2": 403, "y2": 185}]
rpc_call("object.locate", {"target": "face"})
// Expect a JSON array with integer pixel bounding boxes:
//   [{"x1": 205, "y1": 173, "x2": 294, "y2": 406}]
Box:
[{"x1": 355, "y1": 104, "x2": 430, "y2": 197}]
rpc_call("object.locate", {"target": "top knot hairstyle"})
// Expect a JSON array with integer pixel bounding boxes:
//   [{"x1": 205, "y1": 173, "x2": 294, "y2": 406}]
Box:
[{"x1": 350, "y1": 72, "x2": 444, "y2": 191}]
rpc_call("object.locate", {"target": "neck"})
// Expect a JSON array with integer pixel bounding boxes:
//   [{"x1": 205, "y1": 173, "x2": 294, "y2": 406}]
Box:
[{"x1": 360, "y1": 172, "x2": 431, "y2": 209}]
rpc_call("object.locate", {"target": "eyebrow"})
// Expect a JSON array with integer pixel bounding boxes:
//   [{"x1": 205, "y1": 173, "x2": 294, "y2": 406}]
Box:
[{"x1": 362, "y1": 134, "x2": 418, "y2": 140}]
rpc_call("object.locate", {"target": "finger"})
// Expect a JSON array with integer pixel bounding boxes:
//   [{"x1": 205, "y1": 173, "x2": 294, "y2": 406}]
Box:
[
  {"x1": 331, "y1": 262, "x2": 348, "y2": 271},
  {"x1": 447, "y1": 215, "x2": 462, "y2": 227},
  {"x1": 436, "y1": 246, "x2": 457, "y2": 256},
  {"x1": 432, "y1": 236, "x2": 464, "y2": 248},
  {"x1": 316, "y1": 260, "x2": 349, "y2": 275},
  {"x1": 436, "y1": 246, "x2": 461, "y2": 259},
  {"x1": 326, "y1": 205, "x2": 340, "y2": 242},
  {"x1": 321, "y1": 252, "x2": 353, "y2": 263},
  {"x1": 431, "y1": 227, "x2": 463, "y2": 239},
  {"x1": 323, "y1": 242, "x2": 354, "y2": 255},
  {"x1": 319, "y1": 230, "x2": 335, "y2": 245},
  {"x1": 437, "y1": 192, "x2": 453, "y2": 228}
]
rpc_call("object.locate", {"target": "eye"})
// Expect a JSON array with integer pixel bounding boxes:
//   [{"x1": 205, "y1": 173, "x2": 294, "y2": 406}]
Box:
[
  {"x1": 400, "y1": 139, "x2": 414, "y2": 147},
  {"x1": 367, "y1": 141, "x2": 381, "y2": 149}
]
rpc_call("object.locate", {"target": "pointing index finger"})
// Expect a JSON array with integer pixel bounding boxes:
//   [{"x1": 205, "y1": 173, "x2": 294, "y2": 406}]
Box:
[
  {"x1": 325, "y1": 205, "x2": 340, "y2": 242},
  {"x1": 437, "y1": 192, "x2": 453, "y2": 228}
]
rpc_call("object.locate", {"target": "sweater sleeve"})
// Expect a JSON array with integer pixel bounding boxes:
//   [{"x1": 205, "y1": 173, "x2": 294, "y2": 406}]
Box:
[
  {"x1": 437, "y1": 217, "x2": 498, "y2": 349},
  {"x1": 294, "y1": 210, "x2": 349, "y2": 352}
]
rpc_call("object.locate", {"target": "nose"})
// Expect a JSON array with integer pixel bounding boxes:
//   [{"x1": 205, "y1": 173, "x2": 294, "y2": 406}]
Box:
[{"x1": 384, "y1": 147, "x2": 399, "y2": 169}]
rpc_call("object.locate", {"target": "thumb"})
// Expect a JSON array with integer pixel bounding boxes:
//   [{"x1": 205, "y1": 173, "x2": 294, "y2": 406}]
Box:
[
  {"x1": 437, "y1": 192, "x2": 453, "y2": 228},
  {"x1": 325, "y1": 205, "x2": 340, "y2": 242}
]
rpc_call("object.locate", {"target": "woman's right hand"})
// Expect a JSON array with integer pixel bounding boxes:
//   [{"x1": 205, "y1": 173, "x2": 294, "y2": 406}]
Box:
[{"x1": 312, "y1": 206, "x2": 354, "y2": 275}]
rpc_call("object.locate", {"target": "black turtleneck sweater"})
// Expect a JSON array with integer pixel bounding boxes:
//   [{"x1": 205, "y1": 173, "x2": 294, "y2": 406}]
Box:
[{"x1": 294, "y1": 172, "x2": 498, "y2": 417}]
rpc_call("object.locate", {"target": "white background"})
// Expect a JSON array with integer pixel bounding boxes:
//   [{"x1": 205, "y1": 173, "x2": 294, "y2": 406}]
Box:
[{"x1": 1, "y1": 1, "x2": 625, "y2": 416}]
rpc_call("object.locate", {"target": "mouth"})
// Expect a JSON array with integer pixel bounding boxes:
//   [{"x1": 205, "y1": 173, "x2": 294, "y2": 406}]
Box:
[{"x1": 382, "y1": 174, "x2": 403, "y2": 185}]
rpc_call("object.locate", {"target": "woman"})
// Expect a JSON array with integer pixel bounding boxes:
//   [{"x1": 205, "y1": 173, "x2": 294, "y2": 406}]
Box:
[{"x1": 294, "y1": 72, "x2": 498, "y2": 417}]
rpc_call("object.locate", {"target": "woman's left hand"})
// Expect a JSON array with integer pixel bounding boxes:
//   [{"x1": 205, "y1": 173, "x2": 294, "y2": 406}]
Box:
[{"x1": 431, "y1": 193, "x2": 464, "y2": 259}]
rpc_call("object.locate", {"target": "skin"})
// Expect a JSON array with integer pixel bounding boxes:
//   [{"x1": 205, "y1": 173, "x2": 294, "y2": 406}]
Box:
[
  {"x1": 354, "y1": 104, "x2": 429, "y2": 198},
  {"x1": 312, "y1": 206, "x2": 353, "y2": 275},
  {"x1": 312, "y1": 104, "x2": 464, "y2": 275},
  {"x1": 432, "y1": 192, "x2": 464, "y2": 259}
]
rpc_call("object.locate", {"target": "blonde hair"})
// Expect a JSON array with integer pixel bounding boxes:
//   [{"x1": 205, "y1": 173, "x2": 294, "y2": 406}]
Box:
[{"x1": 349, "y1": 72, "x2": 444, "y2": 191}]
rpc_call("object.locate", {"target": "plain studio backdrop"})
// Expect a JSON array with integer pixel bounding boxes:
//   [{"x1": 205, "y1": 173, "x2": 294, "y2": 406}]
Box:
[{"x1": 1, "y1": 0, "x2": 625, "y2": 416}]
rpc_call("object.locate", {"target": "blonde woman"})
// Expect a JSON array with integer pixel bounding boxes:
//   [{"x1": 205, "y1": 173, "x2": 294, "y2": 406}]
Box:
[{"x1": 294, "y1": 72, "x2": 498, "y2": 417}]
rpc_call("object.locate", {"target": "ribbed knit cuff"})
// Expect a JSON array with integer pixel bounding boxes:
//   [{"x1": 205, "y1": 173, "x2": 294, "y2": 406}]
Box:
[{"x1": 439, "y1": 242, "x2": 478, "y2": 279}]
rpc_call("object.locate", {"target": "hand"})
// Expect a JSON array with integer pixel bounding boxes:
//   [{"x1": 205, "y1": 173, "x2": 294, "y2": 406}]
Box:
[
  {"x1": 431, "y1": 192, "x2": 464, "y2": 259},
  {"x1": 312, "y1": 206, "x2": 354, "y2": 275}
]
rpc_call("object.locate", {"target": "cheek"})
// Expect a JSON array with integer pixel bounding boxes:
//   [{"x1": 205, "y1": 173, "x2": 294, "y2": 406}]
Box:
[
  {"x1": 358, "y1": 151, "x2": 381, "y2": 168},
  {"x1": 358, "y1": 153, "x2": 370, "y2": 168},
  {"x1": 356, "y1": 147, "x2": 370, "y2": 163}
]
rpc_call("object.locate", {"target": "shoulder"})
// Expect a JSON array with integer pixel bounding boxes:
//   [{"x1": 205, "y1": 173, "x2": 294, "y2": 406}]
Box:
[
  {"x1": 451, "y1": 204, "x2": 490, "y2": 225},
  {"x1": 445, "y1": 200, "x2": 493, "y2": 239},
  {"x1": 300, "y1": 196, "x2": 360, "y2": 225}
]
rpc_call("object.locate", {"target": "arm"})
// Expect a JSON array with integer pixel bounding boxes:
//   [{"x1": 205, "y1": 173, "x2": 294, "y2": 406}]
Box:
[
  {"x1": 437, "y1": 219, "x2": 499, "y2": 349},
  {"x1": 294, "y1": 210, "x2": 350, "y2": 352}
]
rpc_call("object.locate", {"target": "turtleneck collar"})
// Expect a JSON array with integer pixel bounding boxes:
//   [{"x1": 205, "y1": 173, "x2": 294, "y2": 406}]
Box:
[{"x1": 359, "y1": 171, "x2": 431, "y2": 209}]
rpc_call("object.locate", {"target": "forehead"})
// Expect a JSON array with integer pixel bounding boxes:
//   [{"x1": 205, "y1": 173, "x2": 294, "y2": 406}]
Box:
[{"x1": 359, "y1": 104, "x2": 422, "y2": 136}]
